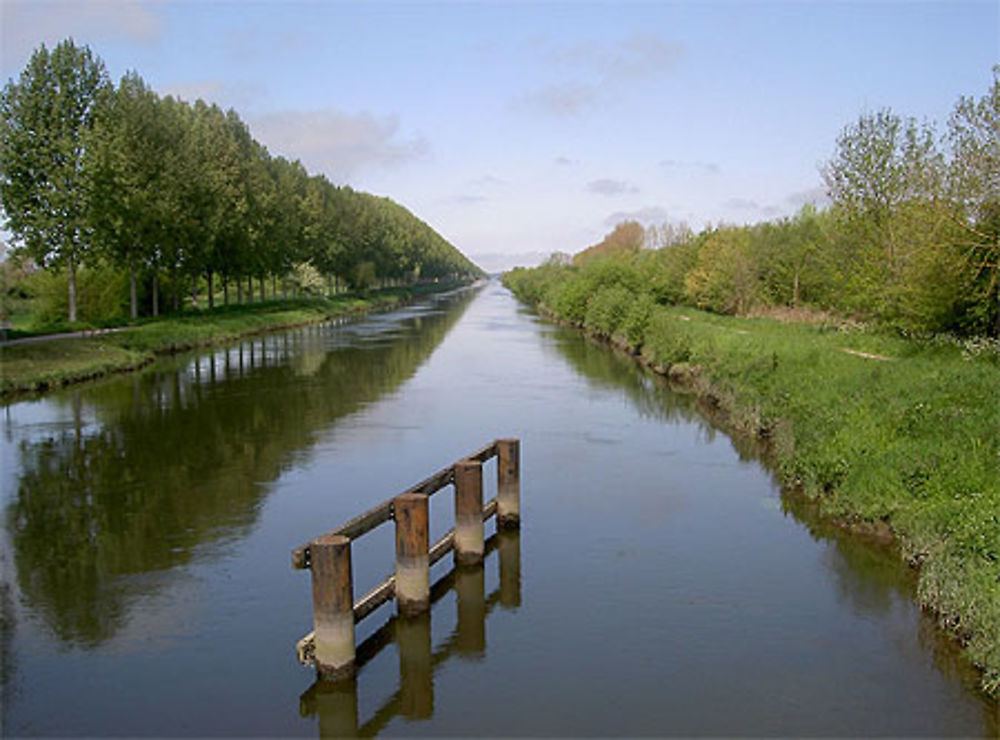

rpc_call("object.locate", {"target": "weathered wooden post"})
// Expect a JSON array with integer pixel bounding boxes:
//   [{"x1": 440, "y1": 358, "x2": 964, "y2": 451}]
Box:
[
  {"x1": 394, "y1": 493, "x2": 430, "y2": 617},
  {"x1": 497, "y1": 438, "x2": 521, "y2": 528},
  {"x1": 397, "y1": 612, "x2": 433, "y2": 718},
  {"x1": 310, "y1": 534, "x2": 356, "y2": 681},
  {"x1": 453, "y1": 460, "x2": 484, "y2": 565}
]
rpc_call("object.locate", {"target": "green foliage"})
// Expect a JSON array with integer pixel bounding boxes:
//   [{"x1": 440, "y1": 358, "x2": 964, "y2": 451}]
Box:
[
  {"x1": 26, "y1": 264, "x2": 128, "y2": 329},
  {"x1": 507, "y1": 257, "x2": 1000, "y2": 693},
  {"x1": 1, "y1": 40, "x2": 480, "y2": 326},
  {"x1": 684, "y1": 228, "x2": 761, "y2": 314},
  {"x1": 584, "y1": 285, "x2": 632, "y2": 338},
  {"x1": 0, "y1": 39, "x2": 111, "y2": 322}
]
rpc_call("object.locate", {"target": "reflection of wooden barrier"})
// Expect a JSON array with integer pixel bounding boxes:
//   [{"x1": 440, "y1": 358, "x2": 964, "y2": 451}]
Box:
[
  {"x1": 292, "y1": 439, "x2": 520, "y2": 680},
  {"x1": 299, "y1": 529, "x2": 522, "y2": 736}
]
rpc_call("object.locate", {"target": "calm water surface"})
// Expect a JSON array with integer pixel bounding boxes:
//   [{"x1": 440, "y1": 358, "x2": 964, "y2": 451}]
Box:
[{"x1": 1, "y1": 282, "x2": 996, "y2": 736}]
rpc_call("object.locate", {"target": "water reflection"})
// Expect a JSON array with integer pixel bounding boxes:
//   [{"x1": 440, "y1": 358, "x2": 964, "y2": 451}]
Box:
[
  {"x1": 548, "y1": 322, "x2": 997, "y2": 723},
  {"x1": 3, "y1": 290, "x2": 476, "y2": 647},
  {"x1": 299, "y1": 530, "x2": 522, "y2": 737}
]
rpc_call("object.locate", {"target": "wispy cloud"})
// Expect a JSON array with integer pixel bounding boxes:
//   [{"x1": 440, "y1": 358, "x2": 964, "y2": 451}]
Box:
[
  {"x1": 516, "y1": 82, "x2": 598, "y2": 117},
  {"x1": 2, "y1": 0, "x2": 162, "y2": 74},
  {"x1": 554, "y1": 155, "x2": 577, "y2": 166},
  {"x1": 248, "y1": 109, "x2": 429, "y2": 181},
  {"x1": 723, "y1": 197, "x2": 782, "y2": 218},
  {"x1": 660, "y1": 159, "x2": 721, "y2": 175},
  {"x1": 587, "y1": 178, "x2": 639, "y2": 196},
  {"x1": 162, "y1": 79, "x2": 268, "y2": 110},
  {"x1": 516, "y1": 32, "x2": 683, "y2": 118},
  {"x1": 603, "y1": 206, "x2": 670, "y2": 226},
  {"x1": 550, "y1": 34, "x2": 683, "y2": 81}
]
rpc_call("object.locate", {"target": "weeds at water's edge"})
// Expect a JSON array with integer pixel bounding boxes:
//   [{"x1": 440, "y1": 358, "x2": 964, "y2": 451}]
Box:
[{"x1": 525, "y1": 299, "x2": 1000, "y2": 700}]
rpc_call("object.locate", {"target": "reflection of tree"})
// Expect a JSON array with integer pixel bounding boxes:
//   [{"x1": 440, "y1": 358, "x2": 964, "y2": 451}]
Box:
[
  {"x1": 6, "y1": 291, "x2": 475, "y2": 646},
  {"x1": 546, "y1": 329, "x2": 708, "y2": 429},
  {"x1": 1, "y1": 559, "x2": 15, "y2": 729}
]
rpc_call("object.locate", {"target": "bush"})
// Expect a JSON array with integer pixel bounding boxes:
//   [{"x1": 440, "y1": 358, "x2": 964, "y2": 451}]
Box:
[{"x1": 584, "y1": 285, "x2": 632, "y2": 338}]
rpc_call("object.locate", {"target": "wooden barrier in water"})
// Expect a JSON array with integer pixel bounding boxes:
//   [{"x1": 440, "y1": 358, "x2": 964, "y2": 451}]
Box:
[{"x1": 292, "y1": 438, "x2": 521, "y2": 680}]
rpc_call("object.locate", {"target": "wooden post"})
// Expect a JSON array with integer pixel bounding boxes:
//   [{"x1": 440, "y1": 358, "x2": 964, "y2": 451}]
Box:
[
  {"x1": 453, "y1": 461, "x2": 484, "y2": 565},
  {"x1": 394, "y1": 493, "x2": 430, "y2": 617},
  {"x1": 497, "y1": 438, "x2": 521, "y2": 529},
  {"x1": 310, "y1": 534, "x2": 355, "y2": 681}
]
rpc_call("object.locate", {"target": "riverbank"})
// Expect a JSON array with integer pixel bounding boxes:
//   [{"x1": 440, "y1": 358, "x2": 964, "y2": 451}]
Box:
[
  {"x1": 503, "y1": 270, "x2": 1000, "y2": 697},
  {"x1": 0, "y1": 282, "x2": 472, "y2": 397}
]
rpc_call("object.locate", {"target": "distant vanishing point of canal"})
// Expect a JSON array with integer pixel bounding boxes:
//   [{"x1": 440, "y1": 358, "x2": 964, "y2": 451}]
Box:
[{"x1": 1, "y1": 281, "x2": 996, "y2": 736}]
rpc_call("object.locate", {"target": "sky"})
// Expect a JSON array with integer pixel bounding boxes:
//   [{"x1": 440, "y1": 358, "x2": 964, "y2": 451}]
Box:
[{"x1": 2, "y1": 1, "x2": 998, "y2": 272}]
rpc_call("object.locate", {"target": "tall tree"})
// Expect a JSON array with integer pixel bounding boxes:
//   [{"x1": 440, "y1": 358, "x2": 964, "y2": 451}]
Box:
[
  {"x1": 0, "y1": 40, "x2": 110, "y2": 322},
  {"x1": 947, "y1": 65, "x2": 1000, "y2": 335},
  {"x1": 85, "y1": 71, "x2": 169, "y2": 318}
]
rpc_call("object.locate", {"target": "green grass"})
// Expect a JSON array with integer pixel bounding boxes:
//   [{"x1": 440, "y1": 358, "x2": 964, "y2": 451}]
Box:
[
  {"x1": 506, "y1": 271, "x2": 1000, "y2": 697},
  {"x1": 0, "y1": 283, "x2": 468, "y2": 396},
  {"x1": 0, "y1": 338, "x2": 151, "y2": 393}
]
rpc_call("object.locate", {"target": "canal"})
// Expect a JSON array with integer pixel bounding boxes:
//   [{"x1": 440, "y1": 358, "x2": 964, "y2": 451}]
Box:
[{"x1": 1, "y1": 281, "x2": 996, "y2": 736}]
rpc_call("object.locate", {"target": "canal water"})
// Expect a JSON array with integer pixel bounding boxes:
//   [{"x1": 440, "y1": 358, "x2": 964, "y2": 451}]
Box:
[{"x1": 1, "y1": 282, "x2": 996, "y2": 736}]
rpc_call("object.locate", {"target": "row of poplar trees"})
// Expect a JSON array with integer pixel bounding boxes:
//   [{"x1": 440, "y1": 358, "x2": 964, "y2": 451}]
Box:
[{"x1": 0, "y1": 39, "x2": 480, "y2": 322}]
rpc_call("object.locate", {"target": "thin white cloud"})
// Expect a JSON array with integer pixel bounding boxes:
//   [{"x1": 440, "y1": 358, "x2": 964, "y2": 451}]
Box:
[
  {"x1": 603, "y1": 206, "x2": 671, "y2": 227},
  {"x1": 724, "y1": 197, "x2": 782, "y2": 218},
  {"x1": 515, "y1": 82, "x2": 598, "y2": 117},
  {"x1": 161, "y1": 80, "x2": 268, "y2": 110},
  {"x1": 549, "y1": 33, "x2": 683, "y2": 81},
  {"x1": 1, "y1": 0, "x2": 161, "y2": 74},
  {"x1": 516, "y1": 32, "x2": 683, "y2": 118},
  {"x1": 247, "y1": 109, "x2": 429, "y2": 181},
  {"x1": 554, "y1": 155, "x2": 577, "y2": 166},
  {"x1": 587, "y1": 178, "x2": 639, "y2": 196}
]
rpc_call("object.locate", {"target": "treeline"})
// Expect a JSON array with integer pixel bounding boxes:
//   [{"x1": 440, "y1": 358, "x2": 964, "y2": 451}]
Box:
[
  {"x1": 0, "y1": 40, "x2": 480, "y2": 324},
  {"x1": 511, "y1": 67, "x2": 999, "y2": 338}
]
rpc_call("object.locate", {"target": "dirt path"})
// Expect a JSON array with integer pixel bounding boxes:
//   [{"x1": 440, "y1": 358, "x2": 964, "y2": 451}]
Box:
[{"x1": 0, "y1": 326, "x2": 128, "y2": 348}]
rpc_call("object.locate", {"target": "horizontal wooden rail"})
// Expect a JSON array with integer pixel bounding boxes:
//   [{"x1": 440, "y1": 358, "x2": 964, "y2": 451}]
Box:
[
  {"x1": 291, "y1": 442, "x2": 501, "y2": 570},
  {"x1": 296, "y1": 498, "x2": 499, "y2": 663},
  {"x1": 293, "y1": 439, "x2": 520, "y2": 681}
]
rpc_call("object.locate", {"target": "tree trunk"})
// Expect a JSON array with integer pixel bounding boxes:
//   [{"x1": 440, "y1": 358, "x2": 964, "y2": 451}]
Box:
[
  {"x1": 237, "y1": 278, "x2": 243, "y2": 304},
  {"x1": 259, "y1": 276, "x2": 265, "y2": 302},
  {"x1": 223, "y1": 277, "x2": 229, "y2": 306},
  {"x1": 68, "y1": 255, "x2": 78, "y2": 323},
  {"x1": 248, "y1": 275, "x2": 253, "y2": 303},
  {"x1": 207, "y1": 271, "x2": 214, "y2": 310},
  {"x1": 793, "y1": 271, "x2": 800, "y2": 307},
  {"x1": 272, "y1": 274, "x2": 278, "y2": 298},
  {"x1": 129, "y1": 258, "x2": 138, "y2": 320},
  {"x1": 152, "y1": 273, "x2": 159, "y2": 317}
]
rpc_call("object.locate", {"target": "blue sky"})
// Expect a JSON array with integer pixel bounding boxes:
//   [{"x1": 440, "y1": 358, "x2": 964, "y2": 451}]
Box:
[{"x1": 2, "y1": 1, "x2": 998, "y2": 271}]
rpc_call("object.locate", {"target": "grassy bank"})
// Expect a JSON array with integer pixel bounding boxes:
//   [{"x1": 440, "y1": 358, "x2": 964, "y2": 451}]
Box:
[
  {"x1": 504, "y1": 266, "x2": 1000, "y2": 697},
  {"x1": 0, "y1": 282, "x2": 469, "y2": 396}
]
